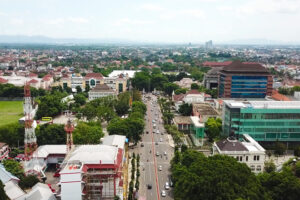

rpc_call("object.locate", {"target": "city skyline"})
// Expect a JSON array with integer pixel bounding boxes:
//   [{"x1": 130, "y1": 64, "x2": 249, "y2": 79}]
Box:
[{"x1": 0, "y1": 0, "x2": 300, "y2": 43}]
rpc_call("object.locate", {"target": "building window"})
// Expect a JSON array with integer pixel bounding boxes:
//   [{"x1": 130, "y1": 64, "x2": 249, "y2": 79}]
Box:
[
  {"x1": 240, "y1": 156, "x2": 242, "y2": 161},
  {"x1": 254, "y1": 156, "x2": 256, "y2": 161},
  {"x1": 256, "y1": 165, "x2": 261, "y2": 171},
  {"x1": 236, "y1": 156, "x2": 239, "y2": 161},
  {"x1": 90, "y1": 79, "x2": 96, "y2": 87},
  {"x1": 257, "y1": 156, "x2": 260, "y2": 161},
  {"x1": 250, "y1": 165, "x2": 255, "y2": 171},
  {"x1": 246, "y1": 156, "x2": 248, "y2": 161}
]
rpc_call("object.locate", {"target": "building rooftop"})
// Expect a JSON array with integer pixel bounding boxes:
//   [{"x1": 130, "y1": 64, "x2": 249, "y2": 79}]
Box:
[
  {"x1": 90, "y1": 83, "x2": 115, "y2": 92},
  {"x1": 192, "y1": 103, "x2": 219, "y2": 116},
  {"x1": 102, "y1": 135, "x2": 126, "y2": 150},
  {"x1": 190, "y1": 116, "x2": 204, "y2": 127},
  {"x1": 225, "y1": 100, "x2": 300, "y2": 109},
  {"x1": 221, "y1": 61, "x2": 269, "y2": 74},
  {"x1": 0, "y1": 164, "x2": 19, "y2": 184},
  {"x1": 68, "y1": 145, "x2": 118, "y2": 165},
  {"x1": 203, "y1": 61, "x2": 232, "y2": 67},
  {"x1": 173, "y1": 116, "x2": 192, "y2": 124},
  {"x1": 216, "y1": 137, "x2": 248, "y2": 152},
  {"x1": 32, "y1": 145, "x2": 67, "y2": 158},
  {"x1": 25, "y1": 183, "x2": 56, "y2": 200},
  {"x1": 108, "y1": 70, "x2": 140, "y2": 78},
  {"x1": 85, "y1": 73, "x2": 103, "y2": 79}
]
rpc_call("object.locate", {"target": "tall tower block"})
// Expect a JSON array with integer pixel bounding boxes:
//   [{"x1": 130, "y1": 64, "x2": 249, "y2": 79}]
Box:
[
  {"x1": 64, "y1": 118, "x2": 74, "y2": 153},
  {"x1": 24, "y1": 84, "x2": 37, "y2": 159}
]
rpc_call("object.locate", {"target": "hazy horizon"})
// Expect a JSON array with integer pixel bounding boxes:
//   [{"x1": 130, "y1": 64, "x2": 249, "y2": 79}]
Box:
[{"x1": 0, "y1": 0, "x2": 299, "y2": 43}]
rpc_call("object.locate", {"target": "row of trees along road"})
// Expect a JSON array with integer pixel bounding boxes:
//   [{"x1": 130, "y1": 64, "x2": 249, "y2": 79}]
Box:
[
  {"x1": 131, "y1": 68, "x2": 217, "y2": 97},
  {"x1": 171, "y1": 148, "x2": 300, "y2": 200}
]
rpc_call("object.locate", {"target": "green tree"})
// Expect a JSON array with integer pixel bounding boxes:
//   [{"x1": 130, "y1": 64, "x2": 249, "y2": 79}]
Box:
[
  {"x1": 174, "y1": 88, "x2": 187, "y2": 95},
  {"x1": 97, "y1": 106, "x2": 116, "y2": 122},
  {"x1": 163, "y1": 82, "x2": 179, "y2": 96},
  {"x1": 2, "y1": 159, "x2": 24, "y2": 179},
  {"x1": 0, "y1": 181, "x2": 7, "y2": 200},
  {"x1": 178, "y1": 103, "x2": 193, "y2": 116},
  {"x1": 205, "y1": 118, "x2": 222, "y2": 142},
  {"x1": 131, "y1": 72, "x2": 151, "y2": 91},
  {"x1": 115, "y1": 92, "x2": 130, "y2": 116},
  {"x1": 172, "y1": 150, "x2": 265, "y2": 200},
  {"x1": 73, "y1": 122, "x2": 104, "y2": 144},
  {"x1": 132, "y1": 101, "x2": 147, "y2": 115},
  {"x1": 264, "y1": 160, "x2": 276, "y2": 173},
  {"x1": 191, "y1": 83, "x2": 199, "y2": 90},
  {"x1": 19, "y1": 175, "x2": 40, "y2": 189},
  {"x1": 74, "y1": 93, "x2": 86, "y2": 105},
  {"x1": 35, "y1": 124, "x2": 66, "y2": 145},
  {"x1": 151, "y1": 74, "x2": 168, "y2": 91},
  {"x1": 0, "y1": 122, "x2": 24, "y2": 147},
  {"x1": 75, "y1": 86, "x2": 82, "y2": 93}
]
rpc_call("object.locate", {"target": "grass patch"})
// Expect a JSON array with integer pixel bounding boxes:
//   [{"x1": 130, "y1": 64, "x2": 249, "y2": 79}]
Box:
[{"x1": 0, "y1": 101, "x2": 23, "y2": 127}]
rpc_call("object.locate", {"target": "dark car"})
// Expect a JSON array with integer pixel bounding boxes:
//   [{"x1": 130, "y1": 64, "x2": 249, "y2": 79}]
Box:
[{"x1": 147, "y1": 184, "x2": 152, "y2": 189}]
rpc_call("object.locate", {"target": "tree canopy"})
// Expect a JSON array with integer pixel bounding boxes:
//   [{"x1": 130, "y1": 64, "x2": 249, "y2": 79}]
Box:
[
  {"x1": 35, "y1": 124, "x2": 66, "y2": 145},
  {"x1": 73, "y1": 122, "x2": 104, "y2": 144},
  {"x1": 205, "y1": 118, "x2": 222, "y2": 142},
  {"x1": 178, "y1": 103, "x2": 192, "y2": 116},
  {"x1": 171, "y1": 150, "x2": 266, "y2": 200}
]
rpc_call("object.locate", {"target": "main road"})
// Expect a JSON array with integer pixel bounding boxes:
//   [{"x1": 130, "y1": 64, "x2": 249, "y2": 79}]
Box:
[{"x1": 131, "y1": 93, "x2": 174, "y2": 200}]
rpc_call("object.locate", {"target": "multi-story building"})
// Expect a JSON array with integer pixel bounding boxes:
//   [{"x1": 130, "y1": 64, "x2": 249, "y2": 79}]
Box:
[
  {"x1": 104, "y1": 74, "x2": 127, "y2": 93},
  {"x1": 71, "y1": 73, "x2": 83, "y2": 91},
  {"x1": 222, "y1": 100, "x2": 300, "y2": 142},
  {"x1": 84, "y1": 73, "x2": 104, "y2": 89},
  {"x1": 218, "y1": 61, "x2": 273, "y2": 98},
  {"x1": 213, "y1": 134, "x2": 266, "y2": 173},
  {"x1": 60, "y1": 135, "x2": 126, "y2": 200},
  {"x1": 88, "y1": 84, "x2": 117, "y2": 101}
]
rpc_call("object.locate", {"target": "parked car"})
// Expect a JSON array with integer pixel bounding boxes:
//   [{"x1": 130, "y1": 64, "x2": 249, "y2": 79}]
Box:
[
  {"x1": 156, "y1": 152, "x2": 159, "y2": 156},
  {"x1": 147, "y1": 184, "x2": 152, "y2": 189},
  {"x1": 165, "y1": 182, "x2": 170, "y2": 190},
  {"x1": 159, "y1": 165, "x2": 162, "y2": 171}
]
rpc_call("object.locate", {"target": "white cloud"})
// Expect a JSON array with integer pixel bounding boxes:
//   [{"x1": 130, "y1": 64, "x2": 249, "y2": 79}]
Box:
[
  {"x1": 236, "y1": 0, "x2": 300, "y2": 15},
  {"x1": 140, "y1": 4, "x2": 163, "y2": 12},
  {"x1": 160, "y1": 9, "x2": 205, "y2": 20},
  {"x1": 180, "y1": 9, "x2": 205, "y2": 19},
  {"x1": 68, "y1": 17, "x2": 89, "y2": 24},
  {"x1": 10, "y1": 18, "x2": 24, "y2": 25},
  {"x1": 0, "y1": 11, "x2": 8, "y2": 16}
]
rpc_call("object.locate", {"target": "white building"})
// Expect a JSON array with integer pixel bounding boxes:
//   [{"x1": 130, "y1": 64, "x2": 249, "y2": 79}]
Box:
[
  {"x1": 88, "y1": 84, "x2": 117, "y2": 101},
  {"x1": 108, "y1": 70, "x2": 140, "y2": 79},
  {"x1": 172, "y1": 90, "x2": 210, "y2": 111},
  {"x1": 71, "y1": 74, "x2": 83, "y2": 91},
  {"x1": 213, "y1": 134, "x2": 266, "y2": 173},
  {"x1": 59, "y1": 136, "x2": 126, "y2": 200}
]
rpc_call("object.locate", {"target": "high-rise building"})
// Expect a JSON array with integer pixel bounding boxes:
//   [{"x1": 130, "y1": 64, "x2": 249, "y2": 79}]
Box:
[
  {"x1": 218, "y1": 61, "x2": 273, "y2": 98},
  {"x1": 205, "y1": 40, "x2": 213, "y2": 49},
  {"x1": 222, "y1": 100, "x2": 300, "y2": 142}
]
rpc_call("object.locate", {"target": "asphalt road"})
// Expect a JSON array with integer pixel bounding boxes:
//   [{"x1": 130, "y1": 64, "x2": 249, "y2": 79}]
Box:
[{"x1": 132, "y1": 93, "x2": 174, "y2": 200}]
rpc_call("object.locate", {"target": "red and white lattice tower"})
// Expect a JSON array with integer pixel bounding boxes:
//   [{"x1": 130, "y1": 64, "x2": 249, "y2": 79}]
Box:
[
  {"x1": 24, "y1": 83, "x2": 37, "y2": 160},
  {"x1": 64, "y1": 118, "x2": 74, "y2": 153}
]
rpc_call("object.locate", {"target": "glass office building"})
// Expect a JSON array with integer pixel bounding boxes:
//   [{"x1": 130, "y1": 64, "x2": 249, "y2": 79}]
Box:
[
  {"x1": 222, "y1": 101, "x2": 300, "y2": 142},
  {"x1": 218, "y1": 61, "x2": 273, "y2": 98}
]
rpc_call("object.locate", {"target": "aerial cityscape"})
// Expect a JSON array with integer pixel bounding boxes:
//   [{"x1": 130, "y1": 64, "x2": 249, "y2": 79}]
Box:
[{"x1": 0, "y1": 0, "x2": 300, "y2": 200}]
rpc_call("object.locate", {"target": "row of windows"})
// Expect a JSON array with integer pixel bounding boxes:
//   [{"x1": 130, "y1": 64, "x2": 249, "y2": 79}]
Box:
[
  {"x1": 231, "y1": 89, "x2": 267, "y2": 92},
  {"x1": 231, "y1": 85, "x2": 267, "y2": 89},
  {"x1": 235, "y1": 155, "x2": 260, "y2": 162},
  {"x1": 241, "y1": 121, "x2": 300, "y2": 126},
  {"x1": 231, "y1": 93, "x2": 266, "y2": 98},
  {"x1": 232, "y1": 81, "x2": 267, "y2": 85},
  {"x1": 241, "y1": 113, "x2": 300, "y2": 119},
  {"x1": 232, "y1": 76, "x2": 268, "y2": 80},
  {"x1": 242, "y1": 127, "x2": 300, "y2": 132}
]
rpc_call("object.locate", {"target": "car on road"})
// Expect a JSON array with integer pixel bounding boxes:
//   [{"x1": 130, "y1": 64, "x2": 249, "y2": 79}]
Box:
[
  {"x1": 164, "y1": 151, "x2": 167, "y2": 156},
  {"x1": 168, "y1": 176, "x2": 174, "y2": 187},
  {"x1": 147, "y1": 184, "x2": 152, "y2": 189},
  {"x1": 146, "y1": 131, "x2": 149, "y2": 134},
  {"x1": 156, "y1": 151, "x2": 159, "y2": 156},
  {"x1": 141, "y1": 143, "x2": 144, "y2": 147},
  {"x1": 165, "y1": 182, "x2": 170, "y2": 190},
  {"x1": 156, "y1": 130, "x2": 160, "y2": 134},
  {"x1": 159, "y1": 165, "x2": 162, "y2": 171},
  {"x1": 161, "y1": 190, "x2": 166, "y2": 197},
  {"x1": 160, "y1": 138, "x2": 163, "y2": 142},
  {"x1": 155, "y1": 142, "x2": 158, "y2": 145},
  {"x1": 152, "y1": 120, "x2": 155, "y2": 123}
]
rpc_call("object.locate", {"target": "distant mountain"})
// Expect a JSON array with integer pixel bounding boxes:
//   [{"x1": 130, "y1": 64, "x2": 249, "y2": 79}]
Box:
[
  {"x1": 220, "y1": 38, "x2": 300, "y2": 45},
  {"x1": 0, "y1": 35, "x2": 140, "y2": 45}
]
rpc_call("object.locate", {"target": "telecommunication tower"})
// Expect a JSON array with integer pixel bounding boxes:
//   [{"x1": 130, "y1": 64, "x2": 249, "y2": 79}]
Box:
[
  {"x1": 64, "y1": 118, "x2": 74, "y2": 153},
  {"x1": 24, "y1": 83, "x2": 37, "y2": 159}
]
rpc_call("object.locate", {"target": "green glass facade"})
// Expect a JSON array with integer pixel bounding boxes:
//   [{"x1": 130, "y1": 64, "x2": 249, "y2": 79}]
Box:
[
  {"x1": 190, "y1": 124, "x2": 205, "y2": 139},
  {"x1": 223, "y1": 104, "x2": 300, "y2": 141}
]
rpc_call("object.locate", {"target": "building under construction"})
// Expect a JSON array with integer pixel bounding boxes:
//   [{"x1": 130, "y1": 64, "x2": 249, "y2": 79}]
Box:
[{"x1": 59, "y1": 135, "x2": 126, "y2": 200}]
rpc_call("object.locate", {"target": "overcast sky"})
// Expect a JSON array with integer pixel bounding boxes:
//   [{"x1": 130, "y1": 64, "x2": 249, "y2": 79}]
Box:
[{"x1": 0, "y1": 0, "x2": 299, "y2": 43}]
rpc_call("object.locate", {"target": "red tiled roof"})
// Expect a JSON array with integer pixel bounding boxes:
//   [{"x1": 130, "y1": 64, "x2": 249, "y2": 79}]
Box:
[
  {"x1": 28, "y1": 79, "x2": 38, "y2": 84},
  {"x1": 203, "y1": 61, "x2": 232, "y2": 67},
  {"x1": 85, "y1": 73, "x2": 103, "y2": 79},
  {"x1": 28, "y1": 73, "x2": 38, "y2": 77},
  {"x1": 187, "y1": 89, "x2": 201, "y2": 95},
  {"x1": 0, "y1": 77, "x2": 8, "y2": 84},
  {"x1": 173, "y1": 94, "x2": 185, "y2": 102},
  {"x1": 271, "y1": 90, "x2": 290, "y2": 101}
]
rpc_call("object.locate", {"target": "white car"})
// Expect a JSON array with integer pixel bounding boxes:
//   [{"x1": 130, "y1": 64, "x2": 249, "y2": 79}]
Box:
[
  {"x1": 159, "y1": 165, "x2": 162, "y2": 171},
  {"x1": 161, "y1": 190, "x2": 166, "y2": 197},
  {"x1": 165, "y1": 182, "x2": 170, "y2": 190},
  {"x1": 156, "y1": 152, "x2": 159, "y2": 156},
  {"x1": 164, "y1": 152, "x2": 167, "y2": 156},
  {"x1": 160, "y1": 138, "x2": 163, "y2": 142}
]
